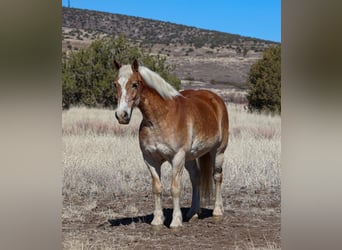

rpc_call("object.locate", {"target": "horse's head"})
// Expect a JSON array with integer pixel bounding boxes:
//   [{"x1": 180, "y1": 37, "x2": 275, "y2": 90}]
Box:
[{"x1": 113, "y1": 59, "x2": 143, "y2": 124}]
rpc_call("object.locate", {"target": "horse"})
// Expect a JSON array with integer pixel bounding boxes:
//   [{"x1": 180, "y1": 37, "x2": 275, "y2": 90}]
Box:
[{"x1": 113, "y1": 59, "x2": 229, "y2": 228}]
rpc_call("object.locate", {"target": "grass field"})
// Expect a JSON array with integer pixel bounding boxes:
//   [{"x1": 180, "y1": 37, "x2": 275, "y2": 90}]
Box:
[
  {"x1": 62, "y1": 104, "x2": 280, "y2": 200},
  {"x1": 62, "y1": 103, "x2": 281, "y2": 249}
]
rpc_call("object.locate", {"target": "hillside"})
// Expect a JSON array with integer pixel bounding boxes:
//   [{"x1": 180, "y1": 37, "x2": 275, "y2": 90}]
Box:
[{"x1": 62, "y1": 7, "x2": 279, "y2": 87}]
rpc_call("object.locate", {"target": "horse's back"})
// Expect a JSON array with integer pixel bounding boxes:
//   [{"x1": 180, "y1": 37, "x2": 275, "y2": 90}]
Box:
[
  {"x1": 180, "y1": 89, "x2": 228, "y2": 123},
  {"x1": 180, "y1": 89, "x2": 226, "y2": 111}
]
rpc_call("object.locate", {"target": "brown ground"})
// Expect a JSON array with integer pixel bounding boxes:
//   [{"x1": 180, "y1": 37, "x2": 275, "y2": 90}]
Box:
[{"x1": 63, "y1": 188, "x2": 280, "y2": 249}]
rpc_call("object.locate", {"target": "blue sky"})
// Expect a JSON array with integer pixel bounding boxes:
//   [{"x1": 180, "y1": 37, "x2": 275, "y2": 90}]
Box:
[{"x1": 62, "y1": 0, "x2": 281, "y2": 42}]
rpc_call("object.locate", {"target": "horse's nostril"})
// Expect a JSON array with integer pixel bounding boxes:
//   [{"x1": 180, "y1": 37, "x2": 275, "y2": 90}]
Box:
[{"x1": 115, "y1": 111, "x2": 129, "y2": 121}]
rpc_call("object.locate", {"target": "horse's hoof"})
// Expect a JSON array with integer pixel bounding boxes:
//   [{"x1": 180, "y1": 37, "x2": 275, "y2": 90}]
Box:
[
  {"x1": 212, "y1": 215, "x2": 223, "y2": 222},
  {"x1": 151, "y1": 215, "x2": 164, "y2": 227},
  {"x1": 213, "y1": 207, "x2": 224, "y2": 217},
  {"x1": 170, "y1": 219, "x2": 183, "y2": 229},
  {"x1": 188, "y1": 213, "x2": 199, "y2": 222}
]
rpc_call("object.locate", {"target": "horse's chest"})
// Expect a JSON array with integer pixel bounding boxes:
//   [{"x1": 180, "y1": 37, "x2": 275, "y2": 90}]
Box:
[
  {"x1": 145, "y1": 142, "x2": 173, "y2": 156},
  {"x1": 139, "y1": 128, "x2": 174, "y2": 159}
]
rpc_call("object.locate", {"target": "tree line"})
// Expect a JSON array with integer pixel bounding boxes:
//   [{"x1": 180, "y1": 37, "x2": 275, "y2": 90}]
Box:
[{"x1": 63, "y1": 35, "x2": 280, "y2": 114}]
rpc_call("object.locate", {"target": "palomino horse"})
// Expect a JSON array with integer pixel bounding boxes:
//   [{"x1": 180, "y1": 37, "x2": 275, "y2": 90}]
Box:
[{"x1": 114, "y1": 59, "x2": 229, "y2": 228}]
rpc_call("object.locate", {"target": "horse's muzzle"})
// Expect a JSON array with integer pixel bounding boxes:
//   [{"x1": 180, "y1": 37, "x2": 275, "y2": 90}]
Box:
[{"x1": 115, "y1": 110, "x2": 130, "y2": 124}]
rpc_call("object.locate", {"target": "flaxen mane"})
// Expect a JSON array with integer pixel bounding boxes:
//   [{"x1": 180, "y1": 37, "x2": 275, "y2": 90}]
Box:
[{"x1": 119, "y1": 64, "x2": 180, "y2": 99}]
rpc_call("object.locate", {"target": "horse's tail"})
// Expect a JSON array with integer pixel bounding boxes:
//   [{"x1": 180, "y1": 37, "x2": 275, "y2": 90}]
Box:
[{"x1": 199, "y1": 153, "x2": 213, "y2": 203}]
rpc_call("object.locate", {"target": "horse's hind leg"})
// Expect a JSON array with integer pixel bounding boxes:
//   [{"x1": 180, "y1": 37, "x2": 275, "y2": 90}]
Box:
[
  {"x1": 213, "y1": 151, "x2": 225, "y2": 217},
  {"x1": 185, "y1": 160, "x2": 201, "y2": 220},
  {"x1": 144, "y1": 156, "x2": 164, "y2": 227}
]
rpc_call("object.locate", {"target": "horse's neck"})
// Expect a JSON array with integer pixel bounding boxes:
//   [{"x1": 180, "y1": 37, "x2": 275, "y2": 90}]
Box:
[{"x1": 138, "y1": 87, "x2": 172, "y2": 126}]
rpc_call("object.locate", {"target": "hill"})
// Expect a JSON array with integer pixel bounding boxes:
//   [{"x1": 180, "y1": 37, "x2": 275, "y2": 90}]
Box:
[{"x1": 62, "y1": 7, "x2": 279, "y2": 87}]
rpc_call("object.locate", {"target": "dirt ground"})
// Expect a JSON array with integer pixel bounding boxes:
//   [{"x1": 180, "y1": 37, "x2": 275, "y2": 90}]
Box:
[{"x1": 63, "y1": 188, "x2": 280, "y2": 249}]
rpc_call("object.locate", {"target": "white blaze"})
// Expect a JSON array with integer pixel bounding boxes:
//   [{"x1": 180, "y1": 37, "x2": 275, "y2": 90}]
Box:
[{"x1": 117, "y1": 76, "x2": 130, "y2": 115}]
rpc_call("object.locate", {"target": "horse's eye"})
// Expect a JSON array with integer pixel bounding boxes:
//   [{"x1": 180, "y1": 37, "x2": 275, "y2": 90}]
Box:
[{"x1": 132, "y1": 82, "x2": 138, "y2": 89}]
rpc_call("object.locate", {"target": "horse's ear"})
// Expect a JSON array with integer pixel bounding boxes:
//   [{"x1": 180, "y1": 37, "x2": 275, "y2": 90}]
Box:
[
  {"x1": 132, "y1": 59, "x2": 139, "y2": 72},
  {"x1": 113, "y1": 60, "x2": 121, "y2": 71}
]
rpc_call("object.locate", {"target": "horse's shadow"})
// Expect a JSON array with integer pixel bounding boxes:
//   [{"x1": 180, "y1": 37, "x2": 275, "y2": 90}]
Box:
[{"x1": 108, "y1": 207, "x2": 213, "y2": 228}]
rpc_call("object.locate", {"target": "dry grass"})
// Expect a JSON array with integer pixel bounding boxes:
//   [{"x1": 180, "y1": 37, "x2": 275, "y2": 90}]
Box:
[
  {"x1": 62, "y1": 107, "x2": 140, "y2": 136},
  {"x1": 62, "y1": 104, "x2": 280, "y2": 200}
]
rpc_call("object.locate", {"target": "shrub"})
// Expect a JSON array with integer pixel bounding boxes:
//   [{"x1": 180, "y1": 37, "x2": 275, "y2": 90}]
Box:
[{"x1": 246, "y1": 46, "x2": 281, "y2": 114}]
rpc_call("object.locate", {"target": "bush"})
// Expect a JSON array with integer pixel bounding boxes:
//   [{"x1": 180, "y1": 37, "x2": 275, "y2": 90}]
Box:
[
  {"x1": 62, "y1": 35, "x2": 180, "y2": 109},
  {"x1": 246, "y1": 46, "x2": 281, "y2": 114}
]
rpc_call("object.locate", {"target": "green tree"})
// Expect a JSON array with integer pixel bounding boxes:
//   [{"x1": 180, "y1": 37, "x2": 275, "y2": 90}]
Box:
[
  {"x1": 246, "y1": 46, "x2": 281, "y2": 114},
  {"x1": 62, "y1": 35, "x2": 180, "y2": 109}
]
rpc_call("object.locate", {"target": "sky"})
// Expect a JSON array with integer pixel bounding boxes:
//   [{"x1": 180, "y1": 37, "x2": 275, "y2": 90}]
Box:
[{"x1": 62, "y1": 0, "x2": 281, "y2": 42}]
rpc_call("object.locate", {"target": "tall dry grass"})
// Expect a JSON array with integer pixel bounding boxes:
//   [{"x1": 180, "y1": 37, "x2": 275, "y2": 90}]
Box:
[{"x1": 62, "y1": 104, "x2": 280, "y2": 201}]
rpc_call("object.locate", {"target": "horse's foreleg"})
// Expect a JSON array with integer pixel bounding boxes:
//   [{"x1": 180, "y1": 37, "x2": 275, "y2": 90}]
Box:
[
  {"x1": 170, "y1": 151, "x2": 185, "y2": 228},
  {"x1": 144, "y1": 157, "x2": 164, "y2": 226},
  {"x1": 213, "y1": 152, "x2": 224, "y2": 216},
  {"x1": 185, "y1": 160, "x2": 201, "y2": 220}
]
